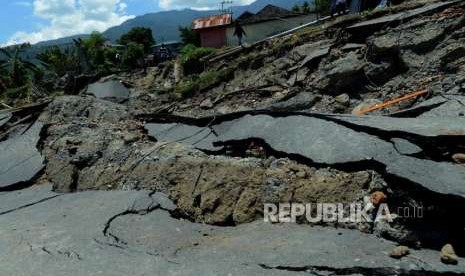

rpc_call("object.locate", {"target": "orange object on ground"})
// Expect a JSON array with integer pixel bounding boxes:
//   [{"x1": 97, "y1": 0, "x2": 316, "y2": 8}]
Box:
[
  {"x1": 370, "y1": 191, "x2": 387, "y2": 207},
  {"x1": 355, "y1": 89, "x2": 428, "y2": 115}
]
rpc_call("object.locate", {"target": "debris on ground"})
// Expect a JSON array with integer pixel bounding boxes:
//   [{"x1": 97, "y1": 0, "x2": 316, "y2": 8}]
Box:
[
  {"x1": 390, "y1": 245, "x2": 410, "y2": 259},
  {"x1": 441, "y1": 244, "x2": 459, "y2": 265}
]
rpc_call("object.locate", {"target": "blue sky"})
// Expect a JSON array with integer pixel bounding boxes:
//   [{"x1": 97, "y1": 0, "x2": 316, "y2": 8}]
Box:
[{"x1": 0, "y1": 0, "x2": 253, "y2": 46}]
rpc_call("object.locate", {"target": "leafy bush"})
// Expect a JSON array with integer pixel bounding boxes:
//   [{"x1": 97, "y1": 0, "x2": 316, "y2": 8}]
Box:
[{"x1": 180, "y1": 44, "x2": 216, "y2": 75}]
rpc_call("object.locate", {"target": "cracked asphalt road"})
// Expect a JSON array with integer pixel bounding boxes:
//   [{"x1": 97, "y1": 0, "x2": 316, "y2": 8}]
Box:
[{"x1": 1, "y1": 184, "x2": 464, "y2": 276}]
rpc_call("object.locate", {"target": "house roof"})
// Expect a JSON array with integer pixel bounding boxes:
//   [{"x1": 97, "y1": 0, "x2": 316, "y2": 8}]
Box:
[
  {"x1": 192, "y1": 13, "x2": 232, "y2": 30},
  {"x1": 237, "y1": 5, "x2": 299, "y2": 25}
]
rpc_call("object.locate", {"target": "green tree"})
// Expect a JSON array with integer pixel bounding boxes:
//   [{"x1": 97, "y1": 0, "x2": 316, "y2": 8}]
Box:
[
  {"x1": 179, "y1": 26, "x2": 201, "y2": 47},
  {"x1": 122, "y1": 42, "x2": 145, "y2": 69},
  {"x1": 315, "y1": 0, "x2": 331, "y2": 14},
  {"x1": 73, "y1": 38, "x2": 91, "y2": 73},
  {"x1": 83, "y1": 32, "x2": 106, "y2": 66},
  {"x1": 302, "y1": 1, "x2": 311, "y2": 14},
  {"x1": 118, "y1": 27, "x2": 155, "y2": 54},
  {"x1": 80, "y1": 32, "x2": 117, "y2": 72},
  {"x1": 37, "y1": 46, "x2": 80, "y2": 77},
  {"x1": 291, "y1": 4, "x2": 301, "y2": 13}
]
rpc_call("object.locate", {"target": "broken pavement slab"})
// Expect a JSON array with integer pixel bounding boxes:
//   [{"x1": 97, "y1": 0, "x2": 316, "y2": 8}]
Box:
[
  {"x1": 390, "y1": 138, "x2": 423, "y2": 155},
  {"x1": 323, "y1": 113, "x2": 465, "y2": 137},
  {"x1": 269, "y1": 92, "x2": 321, "y2": 112},
  {"x1": 417, "y1": 95, "x2": 465, "y2": 119},
  {"x1": 1, "y1": 184, "x2": 464, "y2": 276},
  {"x1": 389, "y1": 96, "x2": 450, "y2": 118},
  {"x1": 298, "y1": 45, "x2": 331, "y2": 69},
  {"x1": 346, "y1": 0, "x2": 461, "y2": 35},
  {"x1": 145, "y1": 113, "x2": 465, "y2": 198},
  {"x1": 145, "y1": 122, "x2": 220, "y2": 151},
  {"x1": 0, "y1": 121, "x2": 45, "y2": 190},
  {"x1": 86, "y1": 80, "x2": 130, "y2": 103}
]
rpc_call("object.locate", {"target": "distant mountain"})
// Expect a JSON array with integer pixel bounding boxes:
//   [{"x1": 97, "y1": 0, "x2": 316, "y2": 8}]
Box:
[
  {"x1": 35, "y1": 34, "x2": 90, "y2": 48},
  {"x1": 104, "y1": 0, "x2": 310, "y2": 42},
  {"x1": 103, "y1": 9, "x2": 217, "y2": 43},
  {"x1": 33, "y1": 0, "x2": 311, "y2": 46},
  {"x1": 1, "y1": 0, "x2": 312, "y2": 60}
]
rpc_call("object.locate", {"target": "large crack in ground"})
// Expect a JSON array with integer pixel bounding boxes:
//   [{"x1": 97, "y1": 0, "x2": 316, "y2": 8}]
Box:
[
  {"x1": 101, "y1": 191, "x2": 178, "y2": 248},
  {"x1": 0, "y1": 194, "x2": 62, "y2": 216},
  {"x1": 258, "y1": 263, "x2": 465, "y2": 276}
]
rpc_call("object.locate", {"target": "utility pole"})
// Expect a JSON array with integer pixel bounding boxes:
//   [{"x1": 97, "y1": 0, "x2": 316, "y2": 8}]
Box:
[{"x1": 220, "y1": 1, "x2": 233, "y2": 14}]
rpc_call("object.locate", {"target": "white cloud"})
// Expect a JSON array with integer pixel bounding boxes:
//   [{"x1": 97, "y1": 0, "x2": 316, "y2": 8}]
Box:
[
  {"x1": 4, "y1": 0, "x2": 134, "y2": 46},
  {"x1": 158, "y1": 0, "x2": 255, "y2": 10}
]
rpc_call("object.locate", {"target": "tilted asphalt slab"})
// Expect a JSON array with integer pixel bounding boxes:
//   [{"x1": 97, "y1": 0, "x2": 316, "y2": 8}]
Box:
[
  {"x1": 86, "y1": 80, "x2": 130, "y2": 103},
  {"x1": 0, "y1": 122, "x2": 45, "y2": 190},
  {"x1": 146, "y1": 113, "x2": 465, "y2": 199}
]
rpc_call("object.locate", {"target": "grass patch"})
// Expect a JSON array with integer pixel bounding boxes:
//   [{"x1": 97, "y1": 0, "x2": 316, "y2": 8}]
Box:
[{"x1": 174, "y1": 67, "x2": 235, "y2": 98}]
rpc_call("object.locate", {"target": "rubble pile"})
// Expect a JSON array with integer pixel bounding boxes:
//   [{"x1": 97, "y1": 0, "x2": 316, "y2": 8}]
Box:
[
  {"x1": 1, "y1": 1, "x2": 465, "y2": 275},
  {"x1": 125, "y1": 0, "x2": 465, "y2": 117}
]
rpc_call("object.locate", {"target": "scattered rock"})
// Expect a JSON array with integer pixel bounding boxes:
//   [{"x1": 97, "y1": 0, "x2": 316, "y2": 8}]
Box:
[
  {"x1": 313, "y1": 52, "x2": 366, "y2": 93},
  {"x1": 441, "y1": 244, "x2": 459, "y2": 265},
  {"x1": 295, "y1": 170, "x2": 307, "y2": 178},
  {"x1": 452, "y1": 153, "x2": 465, "y2": 165},
  {"x1": 389, "y1": 246, "x2": 410, "y2": 259},
  {"x1": 391, "y1": 138, "x2": 423, "y2": 155},
  {"x1": 270, "y1": 92, "x2": 321, "y2": 111},
  {"x1": 200, "y1": 98, "x2": 214, "y2": 109},
  {"x1": 335, "y1": 93, "x2": 350, "y2": 106}
]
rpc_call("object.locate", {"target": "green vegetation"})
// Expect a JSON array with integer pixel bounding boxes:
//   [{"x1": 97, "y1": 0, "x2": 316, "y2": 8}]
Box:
[
  {"x1": 1, "y1": 27, "x2": 157, "y2": 106},
  {"x1": 180, "y1": 44, "x2": 216, "y2": 75},
  {"x1": 174, "y1": 67, "x2": 235, "y2": 98},
  {"x1": 292, "y1": 1, "x2": 313, "y2": 14},
  {"x1": 81, "y1": 32, "x2": 114, "y2": 73},
  {"x1": 121, "y1": 42, "x2": 145, "y2": 69},
  {"x1": 118, "y1": 27, "x2": 155, "y2": 54},
  {"x1": 315, "y1": 0, "x2": 332, "y2": 14},
  {"x1": 0, "y1": 44, "x2": 48, "y2": 105},
  {"x1": 302, "y1": 1, "x2": 312, "y2": 14},
  {"x1": 38, "y1": 27, "x2": 156, "y2": 78},
  {"x1": 37, "y1": 46, "x2": 81, "y2": 77},
  {"x1": 179, "y1": 26, "x2": 201, "y2": 47},
  {"x1": 0, "y1": 44, "x2": 39, "y2": 88}
]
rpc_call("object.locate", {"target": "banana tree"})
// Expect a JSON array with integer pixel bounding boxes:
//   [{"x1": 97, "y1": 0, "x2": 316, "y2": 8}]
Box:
[{"x1": 0, "y1": 44, "x2": 40, "y2": 88}]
